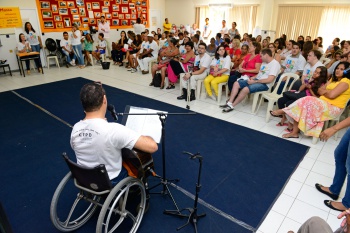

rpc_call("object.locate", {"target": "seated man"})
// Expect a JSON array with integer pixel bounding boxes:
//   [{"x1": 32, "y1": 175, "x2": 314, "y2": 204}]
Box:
[
  {"x1": 177, "y1": 42, "x2": 211, "y2": 101},
  {"x1": 92, "y1": 33, "x2": 106, "y2": 65},
  {"x1": 221, "y1": 48, "x2": 281, "y2": 112},
  {"x1": 71, "y1": 82, "x2": 158, "y2": 185},
  {"x1": 136, "y1": 33, "x2": 159, "y2": 74},
  {"x1": 60, "y1": 31, "x2": 77, "y2": 66}
]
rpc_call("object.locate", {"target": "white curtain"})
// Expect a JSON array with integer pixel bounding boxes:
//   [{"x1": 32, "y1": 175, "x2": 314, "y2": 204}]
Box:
[
  {"x1": 276, "y1": 6, "x2": 324, "y2": 41},
  {"x1": 228, "y1": 6, "x2": 257, "y2": 35},
  {"x1": 318, "y1": 6, "x2": 350, "y2": 48}
]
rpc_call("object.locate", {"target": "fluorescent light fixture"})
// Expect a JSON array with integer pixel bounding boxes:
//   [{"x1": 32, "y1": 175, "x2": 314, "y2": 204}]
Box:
[{"x1": 208, "y1": 3, "x2": 233, "y2": 8}]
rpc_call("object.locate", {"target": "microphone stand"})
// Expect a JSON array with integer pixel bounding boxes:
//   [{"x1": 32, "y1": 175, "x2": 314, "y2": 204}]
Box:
[
  {"x1": 165, "y1": 151, "x2": 206, "y2": 233},
  {"x1": 110, "y1": 108, "x2": 196, "y2": 214}
]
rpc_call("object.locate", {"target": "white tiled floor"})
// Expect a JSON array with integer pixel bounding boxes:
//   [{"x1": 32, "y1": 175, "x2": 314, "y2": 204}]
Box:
[{"x1": 1, "y1": 64, "x2": 347, "y2": 233}]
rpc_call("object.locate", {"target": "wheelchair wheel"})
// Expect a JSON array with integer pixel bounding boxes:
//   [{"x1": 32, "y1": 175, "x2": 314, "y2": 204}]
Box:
[
  {"x1": 96, "y1": 177, "x2": 146, "y2": 233},
  {"x1": 55, "y1": 51, "x2": 64, "y2": 66},
  {"x1": 50, "y1": 172, "x2": 100, "y2": 232}
]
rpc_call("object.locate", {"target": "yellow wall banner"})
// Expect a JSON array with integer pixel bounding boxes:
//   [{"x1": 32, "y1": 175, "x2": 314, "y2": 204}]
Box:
[{"x1": 0, "y1": 7, "x2": 22, "y2": 28}]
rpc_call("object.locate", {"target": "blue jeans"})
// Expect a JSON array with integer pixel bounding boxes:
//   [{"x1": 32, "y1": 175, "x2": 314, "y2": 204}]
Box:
[
  {"x1": 274, "y1": 73, "x2": 297, "y2": 94},
  {"x1": 30, "y1": 44, "x2": 42, "y2": 68},
  {"x1": 72, "y1": 44, "x2": 84, "y2": 66},
  {"x1": 62, "y1": 50, "x2": 77, "y2": 63},
  {"x1": 329, "y1": 128, "x2": 350, "y2": 208},
  {"x1": 238, "y1": 79, "x2": 269, "y2": 93}
]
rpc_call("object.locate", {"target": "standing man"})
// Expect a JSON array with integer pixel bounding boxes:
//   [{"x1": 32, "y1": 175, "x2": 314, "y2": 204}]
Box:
[
  {"x1": 202, "y1": 18, "x2": 212, "y2": 43},
  {"x1": 136, "y1": 33, "x2": 158, "y2": 74},
  {"x1": 177, "y1": 42, "x2": 211, "y2": 101},
  {"x1": 98, "y1": 16, "x2": 111, "y2": 58},
  {"x1": 163, "y1": 18, "x2": 171, "y2": 33},
  {"x1": 222, "y1": 48, "x2": 281, "y2": 112},
  {"x1": 220, "y1": 20, "x2": 228, "y2": 38},
  {"x1": 71, "y1": 82, "x2": 158, "y2": 185},
  {"x1": 133, "y1": 17, "x2": 145, "y2": 35}
]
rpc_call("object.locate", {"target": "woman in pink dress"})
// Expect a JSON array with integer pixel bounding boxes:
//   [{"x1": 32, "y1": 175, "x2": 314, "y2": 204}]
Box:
[{"x1": 166, "y1": 41, "x2": 196, "y2": 89}]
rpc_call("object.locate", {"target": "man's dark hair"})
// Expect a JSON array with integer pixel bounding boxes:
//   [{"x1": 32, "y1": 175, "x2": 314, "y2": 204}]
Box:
[
  {"x1": 136, "y1": 18, "x2": 141, "y2": 24},
  {"x1": 233, "y1": 34, "x2": 241, "y2": 40},
  {"x1": 291, "y1": 41, "x2": 301, "y2": 49},
  {"x1": 261, "y1": 48, "x2": 272, "y2": 57},
  {"x1": 310, "y1": 49, "x2": 322, "y2": 60},
  {"x1": 99, "y1": 32, "x2": 104, "y2": 38},
  {"x1": 178, "y1": 32, "x2": 183, "y2": 37},
  {"x1": 63, "y1": 31, "x2": 68, "y2": 35},
  {"x1": 80, "y1": 83, "x2": 106, "y2": 112},
  {"x1": 198, "y1": 42, "x2": 207, "y2": 49},
  {"x1": 193, "y1": 34, "x2": 199, "y2": 41},
  {"x1": 216, "y1": 33, "x2": 221, "y2": 38}
]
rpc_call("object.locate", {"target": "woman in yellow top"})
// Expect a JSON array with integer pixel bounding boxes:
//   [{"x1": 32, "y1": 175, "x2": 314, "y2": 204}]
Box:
[
  {"x1": 163, "y1": 18, "x2": 171, "y2": 32},
  {"x1": 271, "y1": 61, "x2": 350, "y2": 138}
]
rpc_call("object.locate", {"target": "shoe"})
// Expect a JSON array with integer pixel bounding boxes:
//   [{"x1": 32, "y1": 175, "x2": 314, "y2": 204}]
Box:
[
  {"x1": 38, "y1": 67, "x2": 42, "y2": 73},
  {"x1": 284, "y1": 128, "x2": 293, "y2": 133},
  {"x1": 177, "y1": 88, "x2": 187, "y2": 100},
  {"x1": 270, "y1": 110, "x2": 283, "y2": 118},
  {"x1": 276, "y1": 122, "x2": 288, "y2": 127},
  {"x1": 26, "y1": 70, "x2": 31, "y2": 75},
  {"x1": 131, "y1": 68, "x2": 137, "y2": 73},
  {"x1": 282, "y1": 133, "x2": 299, "y2": 139},
  {"x1": 160, "y1": 84, "x2": 164, "y2": 89},
  {"x1": 219, "y1": 104, "x2": 229, "y2": 108},
  {"x1": 190, "y1": 89, "x2": 196, "y2": 101},
  {"x1": 149, "y1": 81, "x2": 154, "y2": 86},
  {"x1": 166, "y1": 85, "x2": 175, "y2": 89},
  {"x1": 324, "y1": 200, "x2": 346, "y2": 212},
  {"x1": 119, "y1": 63, "x2": 123, "y2": 67},
  {"x1": 142, "y1": 70, "x2": 149, "y2": 74},
  {"x1": 127, "y1": 68, "x2": 133, "y2": 71},
  {"x1": 210, "y1": 94, "x2": 216, "y2": 101},
  {"x1": 87, "y1": 62, "x2": 92, "y2": 66},
  {"x1": 222, "y1": 106, "x2": 234, "y2": 113},
  {"x1": 122, "y1": 59, "x2": 128, "y2": 63},
  {"x1": 315, "y1": 184, "x2": 339, "y2": 200}
]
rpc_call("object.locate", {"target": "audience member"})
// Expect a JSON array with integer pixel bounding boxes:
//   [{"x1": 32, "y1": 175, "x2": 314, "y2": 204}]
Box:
[
  {"x1": 133, "y1": 18, "x2": 145, "y2": 35},
  {"x1": 221, "y1": 48, "x2": 281, "y2": 112},
  {"x1": 229, "y1": 39, "x2": 242, "y2": 63},
  {"x1": 328, "y1": 52, "x2": 348, "y2": 76},
  {"x1": 302, "y1": 41, "x2": 314, "y2": 60},
  {"x1": 306, "y1": 36, "x2": 312, "y2": 42},
  {"x1": 137, "y1": 33, "x2": 159, "y2": 75},
  {"x1": 214, "y1": 33, "x2": 223, "y2": 47},
  {"x1": 280, "y1": 40, "x2": 293, "y2": 60},
  {"x1": 270, "y1": 61, "x2": 350, "y2": 139},
  {"x1": 206, "y1": 37, "x2": 216, "y2": 56},
  {"x1": 343, "y1": 41, "x2": 350, "y2": 54},
  {"x1": 177, "y1": 42, "x2": 211, "y2": 101},
  {"x1": 92, "y1": 33, "x2": 106, "y2": 65},
  {"x1": 262, "y1": 39, "x2": 268, "y2": 49},
  {"x1": 232, "y1": 44, "x2": 248, "y2": 70},
  {"x1": 204, "y1": 45, "x2": 231, "y2": 101},
  {"x1": 163, "y1": 18, "x2": 171, "y2": 32},
  {"x1": 268, "y1": 43, "x2": 282, "y2": 63},
  {"x1": 24, "y1": 22, "x2": 42, "y2": 73},
  {"x1": 167, "y1": 41, "x2": 195, "y2": 90},
  {"x1": 60, "y1": 32, "x2": 77, "y2": 66},
  {"x1": 71, "y1": 23, "x2": 85, "y2": 68},
  {"x1": 190, "y1": 23, "x2": 198, "y2": 36},
  {"x1": 228, "y1": 22, "x2": 239, "y2": 39},
  {"x1": 297, "y1": 35, "x2": 305, "y2": 50},
  {"x1": 220, "y1": 20, "x2": 228, "y2": 37},
  {"x1": 82, "y1": 33, "x2": 93, "y2": 66},
  {"x1": 17, "y1": 33, "x2": 34, "y2": 74},
  {"x1": 98, "y1": 16, "x2": 111, "y2": 58},
  {"x1": 202, "y1": 18, "x2": 212, "y2": 42}
]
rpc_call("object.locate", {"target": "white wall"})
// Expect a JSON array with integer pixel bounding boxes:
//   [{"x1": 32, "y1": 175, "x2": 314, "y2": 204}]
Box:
[{"x1": 165, "y1": 0, "x2": 195, "y2": 27}]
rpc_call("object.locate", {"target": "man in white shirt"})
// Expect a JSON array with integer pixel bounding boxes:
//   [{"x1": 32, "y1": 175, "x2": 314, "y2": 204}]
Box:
[
  {"x1": 136, "y1": 33, "x2": 159, "y2": 74},
  {"x1": 222, "y1": 48, "x2": 281, "y2": 112},
  {"x1": 71, "y1": 82, "x2": 157, "y2": 184},
  {"x1": 177, "y1": 42, "x2": 212, "y2": 101},
  {"x1": 202, "y1": 18, "x2": 211, "y2": 43},
  {"x1": 98, "y1": 16, "x2": 111, "y2": 57},
  {"x1": 220, "y1": 20, "x2": 228, "y2": 38},
  {"x1": 60, "y1": 31, "x2": 77, "y2": 66},
  {"x1": 92, "y1": 33, "x2": 107, "y2": 64},
  {"x1": 133, "y1": 17, "x2": 145, "y2": 35}
]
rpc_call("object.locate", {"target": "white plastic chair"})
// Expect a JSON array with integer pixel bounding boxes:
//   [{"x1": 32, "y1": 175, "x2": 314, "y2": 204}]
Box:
[
  {"x1": 47, "y1": 55, "x2": 60, "y2": 69},
  {"x1": 217, "y1": 82, "x2": 229, "y2": 104},
  {"x1": 255, "y1": 73, "x2": 299, "y2": 122}
]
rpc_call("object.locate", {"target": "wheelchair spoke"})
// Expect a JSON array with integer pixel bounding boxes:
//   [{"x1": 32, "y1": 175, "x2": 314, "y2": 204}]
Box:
[{"x1": 63, "y1": 196, "x2": 81, "y2": 227}]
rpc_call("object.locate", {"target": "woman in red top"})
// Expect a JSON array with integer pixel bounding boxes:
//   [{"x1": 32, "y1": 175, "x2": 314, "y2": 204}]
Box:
[{"x1": 227, "y1": 41, "x2": 262, "y2": 91}]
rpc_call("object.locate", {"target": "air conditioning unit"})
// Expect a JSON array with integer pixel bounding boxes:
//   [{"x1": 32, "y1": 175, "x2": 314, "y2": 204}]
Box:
[{"x1": 208, "y1": 3, "x2": 233, "y2": 8}]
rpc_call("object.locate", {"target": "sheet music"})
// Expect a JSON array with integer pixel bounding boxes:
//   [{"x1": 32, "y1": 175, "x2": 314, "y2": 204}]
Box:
[{"x1": 125, "y1": 106, "x2": 166, "y2": 143}]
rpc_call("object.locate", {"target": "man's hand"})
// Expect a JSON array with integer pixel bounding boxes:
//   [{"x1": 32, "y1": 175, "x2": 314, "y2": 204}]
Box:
[
  {"x1": 183, "y1": 73, "x2": 191, "y2": 81},
  {"x1": 247, "y1": 78, "x2": 255, "y2": 85}
]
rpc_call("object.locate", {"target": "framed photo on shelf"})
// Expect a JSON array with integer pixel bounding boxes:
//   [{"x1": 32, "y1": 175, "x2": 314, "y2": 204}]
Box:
[
  {"x1": 125, "y1": 14, "x2": 130, "y2": 19},
  {"x1": 71, "y1": 8, "x2": 78, "y2": 14},
  {"x1": 121, "y1": 20, "x2": 128, "y2": 26},
  {"x1": 112, "y1": 19, "x2": 119, "y2": 25},
  {"x1": 59, "y1": 1, "x2": 67, "y2": 7},
  {"x1": 90, "y1": 18, "x2": 96, "y2": 24},
  {"x1": 116, "y1": 0, "x2": 121, "y2": 4},
  {"x1": 76, "y1": 0, "x2": 84, "y2": 7},
  {"x1": 55, "y1": 15, "x2": 62, "y2": 21},
  {"x1": 72, "y1": 15, "x2": 80, "y2": 20},
  {"x1": 122, "y1": 0, "x2": 128, "y2": 4},
  {"x1": 121, "y1": 7, "x2": 128, "y2": 13},
  {"x1": 82, "y1": 17, "x2": 89, "y2": 23},
  {"x1": 94, "y1": 12, "x2": 101, "y2": 18},
  {"x1": 73, "y1": 20, "x2": 81, "y2": 27},
  {"x1": 67, "y1": 1, "x2": 75, "y2": 8},
  {"x1": 129, "y1": 3, "x2": 135, "y2": 8},
  {"x1": 118, "y1": 14, "x2": 124, "y2": 19},
  {"x1": 136, "y1": 1, "x2": 141, "y2": 5},
  {"x1": 130, "y1": 20, "x2": 136, "y2": 25},
  {"x1": 79, "y1": 8, "x2": 86, "y2": 16},
  {"x1": 64, "y1": 18, "x2": 71, "y2": 27},
  {"x1": 106, "y1": 14, "x2": 111, "y2": 19},
  {"x1": 42, "y1": 10, "x2": 53, "y2": 18},
  {"x1": 92, "y1": 2, "x2": 100, "y2": 9},
  {"x1": 59, "y1": 8, "x2": 68, "y2": 15},
  {"x1": 141, "y1": 1, "x2": 146, "y2": 6},
  {"x1": 56, "y1": 22, "x2": 64, "y2": 28},
  {"x1": 137, "y1": 6, "x2": 141, "y2": 11},
  {"x1": 112, "y1": 12, "x2": 118, "y2": 17},
  {"x1": 40, "y1": 2, "x2": 50, "y2": 9},
  {"x1": 43, "y1": 20, "x2": 54, "y2": 28},
  {"x1": 104, "y1": 1, "x2": 110, "y2": 6},
  {"x1": 102, "y1": 7, "x2": 109, "y2": 13},
  {"x1": 142, "y1": 8, "x2": 146, "y2": 13},
  {"x1": 52, "y1": 5, "x2": 58, "y2": 12},
  {"x1": 131, "y1": 14, "x2": 136, "y2": 19},
  {"x1": 86, "y1": 3, "x2": 91, "y2": 10}
]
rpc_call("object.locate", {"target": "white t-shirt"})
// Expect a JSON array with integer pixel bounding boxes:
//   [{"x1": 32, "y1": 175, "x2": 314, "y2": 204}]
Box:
[
  {"x1": 282, "y1": 53, "x2": 306, "y2": 73},
  {"x1": 144, "y1": 40, "x2": 159, "y2": 58},
  {"x1": 210, "y1": 55, "x2": 231, "y2": 75},
  {"x1": 159, "y1": 39, "x2": 167, "y2": 48},
  {"x1": 60, "y1": 38, "x2": 72, "y2": 52},
  {"x1": 202, "y1": 24, "x2": 211, "y2": 38},
  {"x1": 98, "y1": 39, "x2": 107, "y2": 51},
  {"x1": 256, "y1": 59, "x2": 281, "y2": 87},
  {"x1": 302, "y1": 60, "x2": 324, "y2": 81},
  {"x1": 70, "y1": 118, "x2": 140, "y2": 180},
  {"x1": 17, "y1": 41, "x2": 31, "y2": 52},
  {"x1": 194, "y1": 53, "x2": 212, "y2": 74},
  {"x1": 71, "y1": 30, "x2": 81, "y2": 45},
  {"x1": 133, "y1": 23, "x2": 145, "y2": 35},
  {"x1": 280, "y1": 49, "x2": 292, "y2": 59},
  {"x1": 24, "y1": 31, "x2": 40, "y2": 45},
  {"x1": 220, "y1": 27, "x2": 228, "y2": 36},
  {"x1": 179, "y1": 45, "x2": 186, "y2": 55},
  {"x1": 98, "y1": 22, "x2": 110, "y2": 38}
]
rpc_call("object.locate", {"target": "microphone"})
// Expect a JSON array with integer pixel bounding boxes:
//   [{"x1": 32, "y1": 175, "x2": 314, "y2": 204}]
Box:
[{"x1": 107, "y1": 104, "x2": 118, "y2": 121}]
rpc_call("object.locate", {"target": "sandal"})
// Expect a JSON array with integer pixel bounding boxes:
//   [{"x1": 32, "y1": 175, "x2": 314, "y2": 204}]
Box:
[
  {"x1": 270, "y1": 110, "x2": 283, "y2": 118},
  {"x1": 276, "y1": 122, "x2": 288, "y2": 127},
  {"x1": 222, "y1": 106, "x2": 234, "y2": 113},
  {"x1": 166, "y1": 84, "x2": 175, "y2": 89}
]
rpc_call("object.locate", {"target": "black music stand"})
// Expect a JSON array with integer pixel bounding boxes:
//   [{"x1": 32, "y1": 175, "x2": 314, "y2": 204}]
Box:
[{"x1": 109, "y1": 105, "x2": 196, "y2": 213}]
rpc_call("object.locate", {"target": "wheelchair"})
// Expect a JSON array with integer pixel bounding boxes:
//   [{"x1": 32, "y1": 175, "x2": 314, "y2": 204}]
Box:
[{"x1": 50, "y1": 148, "x2": 154, "y2": 233}]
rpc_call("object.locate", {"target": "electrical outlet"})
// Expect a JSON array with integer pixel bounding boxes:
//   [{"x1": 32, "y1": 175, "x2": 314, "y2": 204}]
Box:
[{"x1": 9, "y1": 50, "x2": 13, "y2": 53}]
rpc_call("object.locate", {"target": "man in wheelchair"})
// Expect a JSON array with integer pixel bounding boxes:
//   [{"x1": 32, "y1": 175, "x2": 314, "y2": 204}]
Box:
[{"x1": 71, "y1": 81, "x2": 158, "y2": 184}]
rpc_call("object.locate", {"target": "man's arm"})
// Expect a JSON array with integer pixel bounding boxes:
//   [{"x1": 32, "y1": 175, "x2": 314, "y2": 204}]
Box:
[{"x1": 134, "y1": 136, "x2": 158, "y2": 153}]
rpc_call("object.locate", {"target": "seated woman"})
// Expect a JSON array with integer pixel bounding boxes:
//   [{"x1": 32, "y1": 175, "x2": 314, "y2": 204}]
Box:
[
  {"x1": 262, "y1": 39, "x2": 268, "y2": 49},
  {"x1": 231, "y1": 44, "x2": 248, "y2": 71},
  {"x1": 228, "y1": 41, "x2": 262, "y2": 91},
  {"x1": 17, "y1": 33, "x2": 34, "y2": 74},
  {"x1": 204, "y1": 45, "x2": 231, "y2": 101},
  {"x1": 82, "y1": 33, "x2": 94, "y2": 66},
  {"x1": 111, "y1": 30, "x2": 128, "y2": 65},
  {"x1": 271, "y1": 62, "x2": 350, "y2": 138},
  {"x1": 166, "y1": 41, "x2": 196, "y2": 90},
  {"x1": 121, "y1": 32, "x2": 136, "y2": 66},
  {"x1": 276, "y1": 66, "x2": 328, "y2": 127},
  {"x1": 229, "y1": 39, "x2": 242, "y2": 64},
  {"x1": 267, "y1": 43, "x2": 281, "y2": 63},
  {"x1": 179, "y1": 36, "x2": 190, "y2": 55},
  {"x1": 126, "y1": 34, "x2": 142, "y2": 70},
  {"x1": 150, "y1": 38, "x2": 179, "y2": 89},
  {"x1": 206, "y1": 37, "x2": 216, "y2": 56}
]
